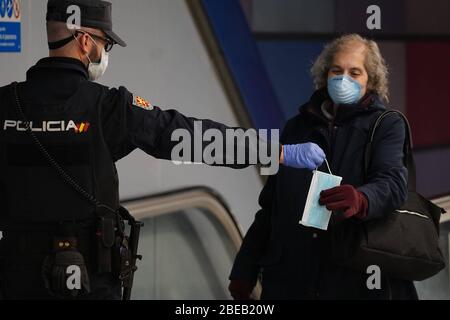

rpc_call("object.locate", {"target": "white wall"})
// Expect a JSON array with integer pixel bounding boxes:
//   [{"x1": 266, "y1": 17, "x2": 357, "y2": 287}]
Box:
[{"x1": 0, "y1": 0, "x2": 263, "y2": 232}]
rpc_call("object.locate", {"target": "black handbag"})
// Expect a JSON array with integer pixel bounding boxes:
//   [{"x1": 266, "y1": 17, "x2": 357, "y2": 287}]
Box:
[{"x1": 332, "y1": 110, "x2": 446, "y2": 281}]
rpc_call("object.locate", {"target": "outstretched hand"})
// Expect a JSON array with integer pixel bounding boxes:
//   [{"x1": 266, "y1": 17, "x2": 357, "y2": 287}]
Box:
[{"x1": 282, "y1": 143, "x2": 326, "y2": 170}]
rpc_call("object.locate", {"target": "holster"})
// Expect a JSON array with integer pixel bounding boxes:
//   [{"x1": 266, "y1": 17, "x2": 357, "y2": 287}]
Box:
[
  {"x1": 96, "y1": 217, "x2": 114, "y2": 274},
  {"x1": 95, "y1": 206, "x2": 120, "y2": 274},
  {"x1": 111, "y1": 235, "x2": 133, "y2": 286}
]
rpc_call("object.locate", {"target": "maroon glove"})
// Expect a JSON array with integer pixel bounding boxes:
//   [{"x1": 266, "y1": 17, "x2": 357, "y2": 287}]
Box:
[
  {"x1": 319, "y1": 185, "x2": 369, "y2": 220},
  {"x1": 228, "y1": 280, "x2": 255, "y2": 300}
]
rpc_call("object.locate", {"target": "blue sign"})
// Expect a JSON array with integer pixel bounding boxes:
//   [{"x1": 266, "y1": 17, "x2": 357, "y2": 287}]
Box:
[
  {"x1": 0, "y1": 0, "x2": 21, "y2": 52},
  {"x1": 0, "y1": 21, "x2": 20, "y2": 52}
]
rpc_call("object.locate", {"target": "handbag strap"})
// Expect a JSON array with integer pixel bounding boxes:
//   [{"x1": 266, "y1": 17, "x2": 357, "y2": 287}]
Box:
[
  {"x1": 9, "y1": 81, "x2": 119, "y2": 218},
  {"x1": 364, "y1": 110, "x2": 416, "y2": 192}
]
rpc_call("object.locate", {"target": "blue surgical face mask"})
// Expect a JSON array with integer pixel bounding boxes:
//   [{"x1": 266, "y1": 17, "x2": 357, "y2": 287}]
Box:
[
  {"x1": 300, "y1": 161, "x2": 342, "y2": 230},
  {"x1": 327, "y1": 75, "x2": 362, "y2": 105}
]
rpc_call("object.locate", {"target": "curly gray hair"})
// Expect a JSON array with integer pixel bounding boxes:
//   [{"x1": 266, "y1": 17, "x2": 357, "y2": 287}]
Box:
[{"x1": 311, "y1": 34, "x2": 389, "y2": 102}]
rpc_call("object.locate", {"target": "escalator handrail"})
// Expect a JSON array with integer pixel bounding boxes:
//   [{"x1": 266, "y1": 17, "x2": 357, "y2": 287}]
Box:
[
  {"x1": 121, "y1": 186, "x2": 262, "y2": 299},
  {"x1": 432, "y1": 195, "x2": 450, "y2": 223},
  {"x1": 121, "y1": 186, "x2": 244, "y2": 240}
]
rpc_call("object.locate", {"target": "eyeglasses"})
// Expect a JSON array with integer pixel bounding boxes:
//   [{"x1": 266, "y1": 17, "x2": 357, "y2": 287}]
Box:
[{"x1": 74, "y1": 30, "x2": 115, "y2": 52}]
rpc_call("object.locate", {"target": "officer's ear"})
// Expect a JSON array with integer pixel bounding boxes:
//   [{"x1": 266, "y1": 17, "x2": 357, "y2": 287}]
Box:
[{"x1": 76, "y1": 33, "x2": 93, "y2": 55}]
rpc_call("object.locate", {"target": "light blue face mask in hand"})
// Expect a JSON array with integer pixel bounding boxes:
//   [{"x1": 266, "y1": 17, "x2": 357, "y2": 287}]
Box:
[{"x1": 300, "y1": 160, "x2": 342, "y2": 230}]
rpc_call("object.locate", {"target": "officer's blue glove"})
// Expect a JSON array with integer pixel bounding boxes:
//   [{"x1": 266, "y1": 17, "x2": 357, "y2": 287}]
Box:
[{"x1": 283, "y1": 143, "x2": 326, "y2": 170}]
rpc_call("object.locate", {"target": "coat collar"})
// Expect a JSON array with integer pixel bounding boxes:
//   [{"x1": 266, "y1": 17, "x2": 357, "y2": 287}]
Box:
[
  {"x1": 26, "y1": 57, "x2": 89, "y2": 81},
  {"x1": 299, "y1": 88, "x2": 386, "y2": 126},
  {"x1": 22, "y1": 57, "x2": 90, "y2": 104}
]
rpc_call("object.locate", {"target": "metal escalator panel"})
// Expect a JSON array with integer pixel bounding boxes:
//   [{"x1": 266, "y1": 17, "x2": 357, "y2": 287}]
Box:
[
  {"x1": 122, "y1": 188, "x2": 243, "y2": 300},
  {"x1": 435, "y1": 195, "x2": 450, "y2": 223},
  {"x1": 414, "y1": 196, "x2": 450, "y2": 300},
  {"x1": 414, "y1": 221, "x2": 450, "y2": 300}
]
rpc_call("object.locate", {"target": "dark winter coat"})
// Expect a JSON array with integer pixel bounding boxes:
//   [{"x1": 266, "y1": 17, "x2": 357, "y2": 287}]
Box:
[{"x1": 230, "y1": 89, "x2": 418, "y2": 300}]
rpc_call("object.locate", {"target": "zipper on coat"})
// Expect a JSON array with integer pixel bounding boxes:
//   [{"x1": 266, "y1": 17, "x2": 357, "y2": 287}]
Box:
[
  {"x1": 386, "y1": 278, "x2": 393, "y2": 300},
  {"x1": 327, "y1": 122, "x2": 339, "y2": 171}
]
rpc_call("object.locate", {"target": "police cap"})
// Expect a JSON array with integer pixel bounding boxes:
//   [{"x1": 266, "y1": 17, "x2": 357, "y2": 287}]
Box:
[{"x1": 46, "y1": 0, "x2": 126, "y2": 47}]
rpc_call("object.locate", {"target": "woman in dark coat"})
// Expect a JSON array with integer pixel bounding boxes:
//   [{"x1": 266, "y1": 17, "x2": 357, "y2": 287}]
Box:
[{"x1": 229, "y1": 34, "x2": 418, "y2": 300}]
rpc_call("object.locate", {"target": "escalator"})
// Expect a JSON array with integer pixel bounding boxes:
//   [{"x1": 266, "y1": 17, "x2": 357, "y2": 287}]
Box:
[{"x1": 122, "y1": 187, "x2": 260, "y2": 300}]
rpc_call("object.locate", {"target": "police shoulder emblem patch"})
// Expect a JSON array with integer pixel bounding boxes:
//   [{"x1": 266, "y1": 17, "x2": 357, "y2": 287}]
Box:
[{"x1": 132, "y1": 94, "x2": 153, "y2": 111}]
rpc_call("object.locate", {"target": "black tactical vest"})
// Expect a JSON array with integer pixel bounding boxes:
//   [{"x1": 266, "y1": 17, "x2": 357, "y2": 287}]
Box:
[{"x1": 0, "y1": 81, "x2": 120, "y2": 226}]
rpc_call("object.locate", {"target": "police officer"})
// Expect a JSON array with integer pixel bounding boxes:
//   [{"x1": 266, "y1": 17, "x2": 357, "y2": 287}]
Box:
[{"x1": 0, "y1": 0, "x2": 325, "y2": 300}]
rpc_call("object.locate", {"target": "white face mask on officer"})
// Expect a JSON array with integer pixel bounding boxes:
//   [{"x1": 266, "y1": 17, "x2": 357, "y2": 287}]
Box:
[
  {"x1": 86, "y1": 46, "x2": 109, "y2": 81},
  {"x1": 76, "y1": 33, "x2": 109, "y2": 81}
]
